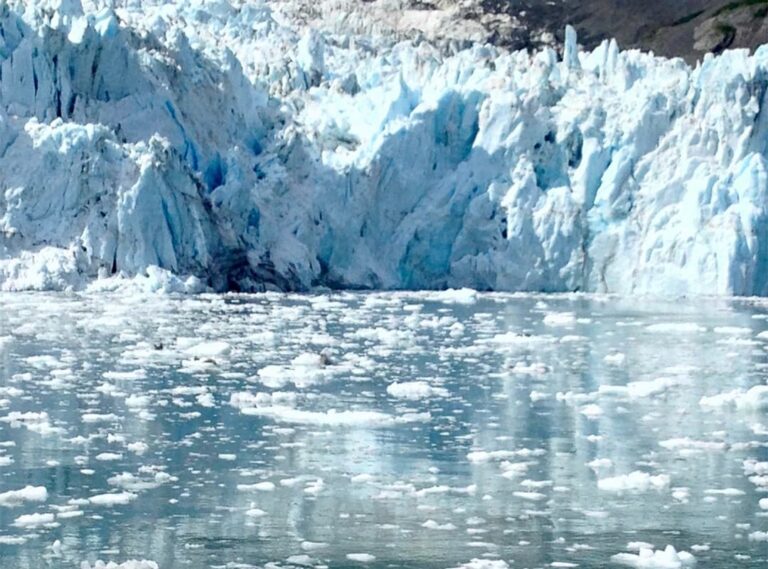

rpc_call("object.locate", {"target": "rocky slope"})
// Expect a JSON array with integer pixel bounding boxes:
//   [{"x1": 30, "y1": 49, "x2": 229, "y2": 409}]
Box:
[{"x1": 272, "y1": 0, "x2": 768, "y2": 62}]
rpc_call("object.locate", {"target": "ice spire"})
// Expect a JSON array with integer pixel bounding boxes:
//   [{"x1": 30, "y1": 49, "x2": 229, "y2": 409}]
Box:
[{"x1": 563, "y1": 25, "x2": 581, "y2": 72}]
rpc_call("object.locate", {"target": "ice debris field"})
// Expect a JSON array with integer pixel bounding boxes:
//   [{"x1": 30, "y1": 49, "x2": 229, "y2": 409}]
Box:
[
  {"x1": 0, "y1": 291, "x2": 766, "y2": 567},
  {"x1": 2, "y1": 1, "x2": 768, "y2": 295}
]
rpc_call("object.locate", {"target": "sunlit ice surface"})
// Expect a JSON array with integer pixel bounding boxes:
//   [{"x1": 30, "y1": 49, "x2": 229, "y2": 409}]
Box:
[{"x1": 0, "y1": 291, "x2": 766, "y2": 568}]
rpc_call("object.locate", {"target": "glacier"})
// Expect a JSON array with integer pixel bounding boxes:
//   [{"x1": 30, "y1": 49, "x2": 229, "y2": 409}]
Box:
[{"x1": 1, "y1": 0, "x2": 768, "y2": 295}]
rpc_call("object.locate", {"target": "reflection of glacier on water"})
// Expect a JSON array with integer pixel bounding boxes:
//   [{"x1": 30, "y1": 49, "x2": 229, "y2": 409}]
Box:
[{"x1": 0, "y1": 291, "x2": 766, "y2": 568}]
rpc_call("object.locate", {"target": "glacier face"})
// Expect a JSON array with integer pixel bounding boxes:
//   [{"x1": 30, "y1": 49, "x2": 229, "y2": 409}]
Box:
[{"x1": 1, "y1": 1, "x2": 768, "y2": 296}]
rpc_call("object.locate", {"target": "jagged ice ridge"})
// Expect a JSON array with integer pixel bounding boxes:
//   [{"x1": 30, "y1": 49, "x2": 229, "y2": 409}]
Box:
[{"x1": 1, "y1": 0, "x2": 768, "y2": 296}]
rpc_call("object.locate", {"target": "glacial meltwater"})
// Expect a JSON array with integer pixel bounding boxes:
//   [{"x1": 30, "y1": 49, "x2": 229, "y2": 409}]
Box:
[{"x1": 0, "y1": 291, "x2": 766, "y2": 569}]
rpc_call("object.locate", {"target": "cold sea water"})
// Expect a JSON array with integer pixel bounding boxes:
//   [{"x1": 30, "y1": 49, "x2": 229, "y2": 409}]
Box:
[{"x1": 0, "y1": 291, "x2": 766, "y2": 568}]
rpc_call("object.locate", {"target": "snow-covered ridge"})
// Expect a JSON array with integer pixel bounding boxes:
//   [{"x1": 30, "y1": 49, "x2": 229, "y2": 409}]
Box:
[{"x1": 1, "y1": 0, "x2": 768, "y2": 295}]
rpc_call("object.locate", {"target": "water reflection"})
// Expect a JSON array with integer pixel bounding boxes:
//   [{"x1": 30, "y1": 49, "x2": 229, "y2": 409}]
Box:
[{"x1": 0, "y1": 292, "x2": 766, "y2": 568}]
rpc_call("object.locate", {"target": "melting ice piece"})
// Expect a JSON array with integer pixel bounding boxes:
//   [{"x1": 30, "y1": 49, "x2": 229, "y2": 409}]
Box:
[
  {"x1": 611, "y1": 545, "x2": 695, "y2": 568},
  {"x1": 386, "y1": 381, "x2": 449, "y2": 400},
  {"x1": 598, "y1": 471, "x2": 670, "y2": 493},
  {"x1": 449, "y1": 560, "x2": 510, "y2": 569},
  {"x1": 239, "y1": 406, "x2": 430, "y2": 427},
  {"x1": 346, "y1": 553, "x2": 376, "y2": 563},
  {"x1": 0, "y1": 485, "x2": 47, "y2": 507},
  {"x1": 80, "y1": 562, "x2": 159, "y2": 569},
  {"x1": 13, "y1": 512, "x2": 55, "y2": 528},
  {"x1": 88, "y1": 491, "x2": 138, "y2": 506}
]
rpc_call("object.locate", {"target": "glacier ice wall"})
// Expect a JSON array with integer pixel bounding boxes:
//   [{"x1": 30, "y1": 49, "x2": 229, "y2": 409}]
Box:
[{"x1": 2, "y1": 1, "x2": 768, "y2": 296}]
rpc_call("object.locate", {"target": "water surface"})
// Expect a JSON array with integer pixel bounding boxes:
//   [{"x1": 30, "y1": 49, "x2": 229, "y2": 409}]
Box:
[{"x1": 0, "y1": 291, "x2": 766, "y2": 568}]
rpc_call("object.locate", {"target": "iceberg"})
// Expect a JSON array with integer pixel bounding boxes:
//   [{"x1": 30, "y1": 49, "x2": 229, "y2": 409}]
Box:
[{"x1": 1, "y1": 1, "x2": 768, "y2": 296}]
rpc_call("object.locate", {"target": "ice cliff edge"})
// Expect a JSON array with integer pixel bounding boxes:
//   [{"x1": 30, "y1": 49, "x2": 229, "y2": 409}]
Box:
[{"x1": 1, "y1": 1, "x2": 768, "y2": 296}]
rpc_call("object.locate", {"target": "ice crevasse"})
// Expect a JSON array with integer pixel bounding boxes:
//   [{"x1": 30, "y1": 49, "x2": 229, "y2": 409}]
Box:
[{"x1": 1, "y1": 0, "x2": 768, "y2": 296}]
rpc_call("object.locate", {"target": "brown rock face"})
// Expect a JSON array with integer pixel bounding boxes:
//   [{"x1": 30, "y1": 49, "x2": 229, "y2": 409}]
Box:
[{"x1": 412, "y1": 0, "x2": 768, "y2": 61}]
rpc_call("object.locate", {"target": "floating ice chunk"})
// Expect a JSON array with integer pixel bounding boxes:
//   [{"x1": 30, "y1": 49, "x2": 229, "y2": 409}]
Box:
[
  {"x1": 125, "y1": 394, "x2": 151, "y2": 408},
  {"x1": 352, "y1": 327, "x2": 413, "y2": 347},
  {"x1": 108, "y1": 471, "x2": 174, "y2": 492},
  {"x1": 196, "y1": 392, "x2": 215, "y2": 407},
  {"x1": 426, "y1": 288, "x2": 478, "y2": 305},
  {"x1": 713, "y1": 326, "x2": 751, "y2": 335},
  {"x1": 185, "y1": 341, "x2": 231, "y2": 358},
  {"x1": 560, "y1": 335, "x2": 588, "y2": 343},
  {"x1": 245, "y1": 507, "x2": 267, "y2": 517},
  {"x1": 469, "y1": 448, "x2": 545, "y2": 463},
  {"x1": 255, "y1": 365, "x2": 293, "y2": 389},
  {"x1": 600, "y1": 377, "x2": 685, "y2": 399},
  {"x1": 703, "y1": 488, "x2": 745, "y2": 497},
  {"x1": 611, "y1": 545, "x2": 695, "y2": 568},
  {"x1": 513, "y1": 491, "x2": 547, "y2": 501},
  {"x1": 0, "y1": 485, "x2": 48, "y2": 507},
  {"x1": 126, "y1": 442, "x2": 148, "y2": 455},
  {"x1": 579, "y1": 404, "x2": 603, "y2": 419},
  {"x1": 88, "y1": 492, "x2": 138, "y2": 506},
  {"x1": 412, "y1": 484, "x2": 451, "y2": 497},
  {"x1": 543, "y1": 312, "x2": 576, "y2": 326},
  {"x1": 82, "y1": 413, "x2": 119, "y2": 423},
  {"x1": 646, "y1": 323, "x2": 706, "y2": 334},
  {"x1": 699, "y1": 385, "x2": 768, "y2": 410},
  {"x1": 689, "y1": 545, "x2": 709, "y2": 552},
  {"x1": 351, "y1": 473, "x2": 375, "y2": 483},
  {"x1": 1, "y1": 411, "x2": 61, "y2": 435},
  {"x1": 346, "y1": 553, "x2": 376, "y2": 563},
  {"x1": 256, "y1": 361, "x2": 331, "y2": 389},
  {"x1": 488, "y1": 333, "x2": 556, "y2": 345},
  {"x1": 237, "y1": 481, "x2": 276, "y2": 492},
  {"x1": 449, "y1": 322, "x2": 466, "y2": 337},
  {"x1": 80, "y1": 562, "x2": 159, "y2": 569},
  {"x1": 230, "y1": 391, "x2": 297, "y2": 409},
  {"x1": 598, "y1": 471, "x2": 670, "y2": 493},
  {"x1": 386, "y1": 381, "x2": 449, "y2": 400},
  {"x1": 510, "y1": 362, "x2": 549, "y2": 374},
  {"x1": 422, "y1": 520, "x2": 457, "y2": 530},
  {"x1": 304, "y1": 478, "x2": 325, "y2": 495},
  {"x1": 301, "y1": 541, "x2": 329, "y2": 551},
  {"x1": 0, "y1": 411, "x2": 48, "y2": 424},
  {"x1": 500, "y1": 461, "x2": 533, "y2": 478},
  {"x1": 240, "y1": 406, "x2": 430, "y2": 427},
  {"x1": 530, "y1": 390, "x2": 551, "y2": 402},
  {"x1": 736, "y1": 385, "x2": 768, "y2": 409},
  {"x1": 744, "y1": 459, "x2": 768, "y2": 476},
  {"x1": 587, "y1": 458, "x2": 613, "y2": 471},
  {"x1": 286, "y1": 554, "x2": 314, "y2": 566},
  {"x1": 748, "y1": 531, "x2": 768, "y2": 541},
  {"x1": 292, "y1": 352, "x2": 326, "y2": 367},
  {"x1": 95, "y1": 453, "x2": 122, "y2": 461},
  {"x1": 671, "y1": 488, "x2": 690, "y2": 502},
  {"x1": 658, "y1": 438, "x2": 727, "y2": 453},
  {"x1": 449, "y1": 559, "x2": 510, "y2": 569},
  {"x1": 103, "y1": 370, "x2": 147, "y2": 381},
  {"x1": 627, "y1": 542, "x2": 656, "y2": 552},
  {"x1": 468, "y1": 451, "x2": 513, "y2": 463},
  {"x1": 13, "y1": 512, "x2": 56, "y2": 528},
  {"x1": 25, "y1": 355, "x2": 66, "y2": 369},
  {"x1": 603, "y1": 352, "x2": 626, "y2": 366},
  {"x1": 51, "y1": 538, "x2": 63, "y2": 555}
]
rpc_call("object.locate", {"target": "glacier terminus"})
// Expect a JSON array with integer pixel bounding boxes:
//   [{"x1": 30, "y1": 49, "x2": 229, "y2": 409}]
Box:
[{"x1": 1, "y1": 1, "x2": 768, "y2": 296}]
